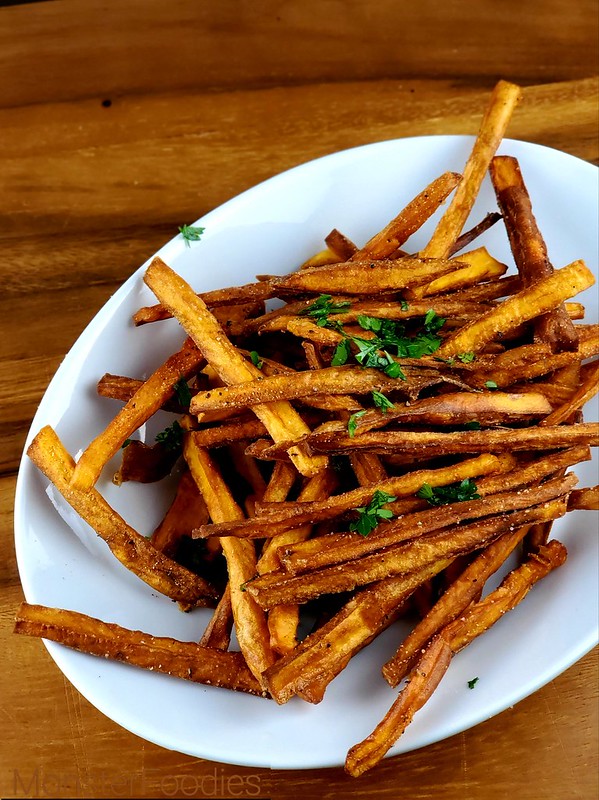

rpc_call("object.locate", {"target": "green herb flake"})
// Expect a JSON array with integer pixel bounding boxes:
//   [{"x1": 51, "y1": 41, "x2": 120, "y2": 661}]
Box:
[
  {"x1": 331, "y1": 338, "x2": 352, "y2": 366},
  {"x1": 155, "y1": 420, "x2": 184, "y2": 452},
  {"x1": 178, "y1": 224, "x2": 205, "y2": 247},
  {"x1": 299, "y1": 294, "x2": 351, "y2": 327},
  {"x1": 347, "y1": 410, "x2": 367, "y2": 438},
  {"x1": 464, "y1": 421, "x2": 482, "y2": 431},
  {"x1": 423, "y1": 309, "x2": 446, "y2": 334},
  {"x1": 372, "y1": 390, "x2": 395, "y2": 413},
  {"x1": 121, "y1": 439, "x2": 132, "y2": 449},
  {"x1": 173, "y1": 377, "x2": 192, "y2": 408},
  {"x1": 250, "y1": 350, "x2": 264, "y2": 369},
  {"x1": 485, "y1": 380, "x2": 498, "y2": 390},
  {"x1": 457, "y1": 351, "x2": 476, "y2": 364},
  {"x1": 468, "y1": 677, "x2": 479, "y2": 689},
  {"x1": 417, "y1": 478, "x2": 481, "y2": 506},
  {"x1": 349, "y1": 489, "x2": 397, "y2": 537},
  {"x1": 400, "y1": 299, "x2": 410, "y2": 311}
]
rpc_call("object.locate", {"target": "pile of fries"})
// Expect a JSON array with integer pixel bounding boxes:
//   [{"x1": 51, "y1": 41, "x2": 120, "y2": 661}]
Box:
[{"x1": 16, "y1": 80, "x2": 599, "y2": 775}]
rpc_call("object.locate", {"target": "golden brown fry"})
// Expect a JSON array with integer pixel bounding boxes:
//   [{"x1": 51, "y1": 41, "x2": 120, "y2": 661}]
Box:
[
  {"x1": 325, "y1": 228, "x2": 358, "y2": 261},
  {"x1": 443, "y1": 539, "x2": 568, "y2": 652},
  {"x1": 346, "y1": 539, "x2": 567, "y2": 776},
  {"x1": 133, "y1": 280, "x2": 276, "y2": 326},
  {"x1": 183, "y1": 438, "x2": 275, "y2": 683},
  {"x1": 568, "y1": 485, "x2": 599, "y2": 511},
  {"x1": 263, "y1": 560, "x2": 452, "y2": 704},
  {"x1": 437, "y1": 260, "x2": 594, "y2": 357},
  {"x1": 71, "y1": 337, "x2": 204, "y2": 491},
  {"x1": 199, "y1": 585, "x2": 234, "y2": 651},
  {"x1": 15, "y1": 603, "x2": 265, "y2": 696},
  {"x1": 150, "y1": 469, "x2": 209, "y2": 558},
  {"x1": 349, "y1": 172, "x2": 462, "y2": 260},
  {"x1": 539, "y1": 361, "x2": 599, "y2": 427},
  {"x1": 382, "y1": 525, "x2": 531, "y2": 685},
  {"x1": 272, "y1": 257, "x2": 464, "y2": 295},
  {"x1": 490, "y1": 155, "x2": 578, "y2": 352},
  {"x1": 28, "y1": 426, "x2": 218, "y2": 610},
  {"x1": 97, "y1": 374, "x2": 190, "y2": 414},
  {"x1": 194, "y1": 453, "x2": 506, "y2": 540},
  {"x1": 281, "y1": 475, "x2": 576, "y2": 575},
  {"x1": 345, "y1": 635, "x2": 452, "y2": 777},
  {"x1": 420, "y1": 247, "x2": 507, "y2": 297},
  {"x1": 144, "y1": 257, "x2": 327, "y2": 477},
  {"x1": 245, "y1": 500, "x2": 567, "y2": 608},
  {"x1": 420, "y1": 80, "x2": 522, "y2": 260},
  {"x1": 306, "y1": 421, "x2": 599, "y2": 457},
  {"x1": 448, "y1": 212, "x2": 503, "y2": 256}
]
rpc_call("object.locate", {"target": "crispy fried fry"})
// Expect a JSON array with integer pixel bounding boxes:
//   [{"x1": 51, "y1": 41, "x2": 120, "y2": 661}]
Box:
[
  {"x1": 568, "y1": 485, "x2": 599, "y2": 511},
  {"x1": 420, "y1": 247, "x2": 507, "y2": 297},
  {"x1": 194, "y1": 454, "x2": 507, "y2": 540},
  {"x1": 199, "y1": 585, "x2": 234, "y2": 650},
  {"x1": 490, "y1": 155, "x2": 578, "y2": 352},
  {"x1": 245, "y1": 499, "x2": 567, "y2": 608},
  {"x1": 345, "y1": 539, "x2": 567, "y2": 776},
  {"x1": 349, "y1": 172, "x2": 462, "y2": 260},
  {"x1": 420, "y1": 80, "x2": 522, "y2": 261},
  {"x1": 15, "y1": 603, "x2": 265, "y2": 696},
  {"x1": 28, "y1": 426, "x2": 218, "y2": 610},
  {"x1": 70, "y1": 337, "x2": 204, "y2": 490},
  {"x1": 539, "y1": 361, "x2": 599, "y2": 427},
  {"x1": 150, "y1": 469, "x2": 209, "y2": 557},
  {"x1": 144, "y1": 258, "x2": 327, "y2": 477},
  {"x1": 306, "y1": 421, "x2": 599, "y2": 457},
  {"x1": 437, "y1": 260, "x2": 594, "y2": 357},
  {"x1": 183, "y1": 438, "x2": 275, "y2": 683}
]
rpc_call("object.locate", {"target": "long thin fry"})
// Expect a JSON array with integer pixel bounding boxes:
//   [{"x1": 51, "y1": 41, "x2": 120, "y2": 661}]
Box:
[
  {"x1": 144, "y1": 257, "x2": 327, "y2": 477},
  {"x1": 28, "y1": 427, "x2": 218, "y2": 610},
  {"x1": 15, "y1": 603, "x2": 265, "y2": 696}
]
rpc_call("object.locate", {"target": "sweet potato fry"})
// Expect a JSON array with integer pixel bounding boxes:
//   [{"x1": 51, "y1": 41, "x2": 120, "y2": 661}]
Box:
[
  {"x1": 15, "y1": 603, "x2": 265, "y2": 696},
  {"x1": 245, "y1": 499, "x2": 567, "y2": 608},
  {"x1": 193, "y1": 454, "x2": 507, "y2": 540},
  {"x1": 70, "y1": 337, "x2": 204, "y2": 491},
  {"x1": 437, "y1": 260, "x2": 594, "y2": 357},
  {"x1": 183, "y1": 437, "x2": 275, "y2": 683},
  {"x1": 199, "y1": 585, "x2": 234, "y2": 650},
  {"x1": 150, "y1": 469, "x2": 209, "y2": 557},
  {"x1": 420, "y1": 80, "x2": 522, "y2": 261},
  {"x1": 345, "y1": 635, "x2": 452, "y2": 777},
  {"x1": 306, "y1": 421, "x2": 599, "y2": 457},
  {"x1": 568, "y1": 485, "x2": 599, "y2": 511},
  {"x1": 325, "y1": 228, "x2": 358, "y2": 261},
  {"x1": 28, "y1": 426, "x2": 218, "y2": 610},
  {"x1": 144, "y1": 257, "x2": 327, "y2": 477},
  {"x1": 448, "y1": 212, "x2": 503, "y2": 256},
  {"x1": 263, "y1": 561, "x2": 451, "y2": 704},
  {"x1": 345, "y1": 539, "x2": 567, "y2": 776},
  {"x1": 539, "y1": 361, "x2": 599, "y2": 427},
  {"x1": 281, "y1": 475, "x2": 576, "y2": 575},
  {"x1": 490, "y1": 155, "x2": 578, "y2": 352},
  {"x1": 381, "y1": 525, "x2": 532, "y2": 685},
  {"x1": 272, "y1": 257, "x2": 464, "y2": 295},
  {"x1": 349, "y1": 172, "x2": 462, "y2": 260},
  {"x1": 420, "y1": 247, "x2": 507, "y2": 297}
]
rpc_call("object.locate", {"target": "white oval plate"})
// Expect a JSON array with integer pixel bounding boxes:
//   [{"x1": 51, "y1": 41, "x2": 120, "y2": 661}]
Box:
[{"x1": 15, "y1": 136, "x2": 598, "y2": 770}]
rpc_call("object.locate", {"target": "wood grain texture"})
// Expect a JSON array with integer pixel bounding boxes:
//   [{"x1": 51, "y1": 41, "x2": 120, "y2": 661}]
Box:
[
  {"x1": 0, "y1": 0, "x2": 597, "y2": 107},
  {"x1": 1, "y1": 2, "x2": 598, "y2": 796}
]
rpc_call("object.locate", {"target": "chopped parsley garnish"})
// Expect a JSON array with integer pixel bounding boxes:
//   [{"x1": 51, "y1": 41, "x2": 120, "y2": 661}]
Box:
[
  {"x1": 485, "y1": 380, "x2": 498, "y2": 390},
  {"x1": 372, "y1": 390, "x2": 395, "y2": 413},
  {"x1": 417, "y1": 478, "x2": 481, "y2": 506},
  {"x1": 347, "y1": 410, "x2": 367, "y2": 438},
  {"x1": 331, "y1": 338, "x2": 352, "y2": 366},
  {"x1": 155, "y1": 420, "x2": 184, "y2": 452},
  {"x1": 299, "y1": 294, "x2": 351, "y2": 327},
  {"x1": 122, "y1": 439, "x2": 132, "y2": 449},
  {"x1": 173, "y1": 377, "x2": 192, "y2": 408},
  {"x1": 423, "y1": 309, "x2": 446, "y2": 334},
  {"x1": 178, "y1": 224, "x2": 205, "y2": 246},
  {"x1": 349, "y1": 490, "x2": 397, "y2": 536},
  {"x1": 457, "y1": 351, "x2": 476, "y2": 364},
  {"x1": 467, "y1": 677, "x2": 479, "y2": 689},
  {"x1": 249, "y1": 350, "x2": 264, "y2": 369},
  {"x1": 464, "y1": 421, "x2": 482, "y2": 430},
  {"x1": 400, "y1": 299, "x2": 410, "y2": 311}
]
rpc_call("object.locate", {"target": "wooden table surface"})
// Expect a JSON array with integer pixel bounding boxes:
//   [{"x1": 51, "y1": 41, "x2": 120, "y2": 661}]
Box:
[{"x1": 1, "y1": 2, "x2": 597, "y2": 799}]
